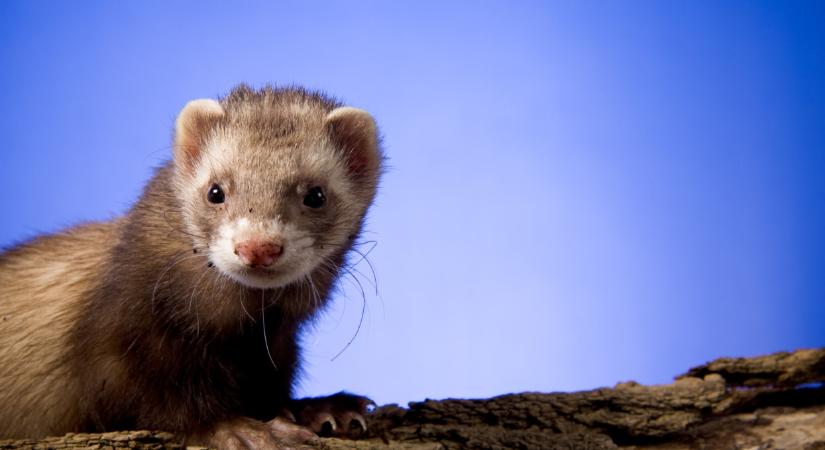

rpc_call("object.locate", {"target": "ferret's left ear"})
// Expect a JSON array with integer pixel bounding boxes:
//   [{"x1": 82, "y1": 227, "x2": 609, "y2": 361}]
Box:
[
  {"x1": 325, "y1": 107, "x2": 381, "y2": 181},
  {"x1": 174, "y1": 99, "x2": 225, "y2": 174}
]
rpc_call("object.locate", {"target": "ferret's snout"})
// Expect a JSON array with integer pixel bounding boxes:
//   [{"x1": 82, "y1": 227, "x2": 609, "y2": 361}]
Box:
[{"x1": 234, "y1": 239, "x2": 283, "y2": 268}]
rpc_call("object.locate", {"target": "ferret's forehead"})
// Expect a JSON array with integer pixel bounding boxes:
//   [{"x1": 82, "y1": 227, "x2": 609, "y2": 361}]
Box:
[
  {"x1": 202, "y1": 125, "x2": 336, "y2": 179},
  {"x1": 224, "y1": 99, "x2": 327, "y2": 139},
  {"x1": 222, "y1": 100, "x2": 330, "y2": 148}
]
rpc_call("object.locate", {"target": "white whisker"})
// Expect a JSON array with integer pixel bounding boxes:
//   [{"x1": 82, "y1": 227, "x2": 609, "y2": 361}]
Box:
[{"x1": 261, "y1": 290, "x2": 278, "y2": 370}]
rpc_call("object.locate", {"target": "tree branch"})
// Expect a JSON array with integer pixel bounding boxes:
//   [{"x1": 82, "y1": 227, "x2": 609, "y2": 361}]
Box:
[{"x1": 2, "y1": 349, "x2": 823, "y2": 449}]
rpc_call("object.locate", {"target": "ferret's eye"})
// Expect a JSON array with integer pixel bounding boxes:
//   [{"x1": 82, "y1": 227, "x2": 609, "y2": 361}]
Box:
[
  {"x1": 303, "y1": 186, "x2": 326, "y2": 209},
  {"x1": 207, "y1": 184, "x2": 225, "y2": 204}
]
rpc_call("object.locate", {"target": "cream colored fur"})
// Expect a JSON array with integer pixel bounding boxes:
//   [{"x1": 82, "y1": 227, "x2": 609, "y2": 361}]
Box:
[{"x1": 0, "y1": 222, "x2": 119, "y2": 437}]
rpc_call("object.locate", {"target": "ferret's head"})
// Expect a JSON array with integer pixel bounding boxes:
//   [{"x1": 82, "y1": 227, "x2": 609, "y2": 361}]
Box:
[{"x1": 171, "y1": 86, "x2": 381, "y2": 290}]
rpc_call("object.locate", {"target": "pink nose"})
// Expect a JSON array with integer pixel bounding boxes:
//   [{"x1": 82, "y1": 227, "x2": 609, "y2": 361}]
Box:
[{"x1": 234, "y1": 240, "x2": 283, "y2": 268}]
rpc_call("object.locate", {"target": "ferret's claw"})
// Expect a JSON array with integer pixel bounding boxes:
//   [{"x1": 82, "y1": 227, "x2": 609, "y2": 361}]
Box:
[
  {"x1": 315, "y1": 412, "x2": 337, "y2": 436},
  {"x1": 341, "y1": 411, "x2": 368, "y2": 436},
  {"x1": 290, "y1": 392, "x2": 374, "y2": 439}
]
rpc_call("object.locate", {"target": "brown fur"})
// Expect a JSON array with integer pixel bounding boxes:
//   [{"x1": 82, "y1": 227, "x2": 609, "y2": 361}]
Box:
[{"x1": 0, "y1": 85, "x2": 382, "y2": 441}]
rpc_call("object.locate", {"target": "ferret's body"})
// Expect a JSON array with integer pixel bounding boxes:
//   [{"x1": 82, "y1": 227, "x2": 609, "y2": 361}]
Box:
[
  {"x1": 0, "y1": 221, "x2": 116, "y2": 436},
  {"x1": 0, "y1": 86, "x2": 382, "y2": 446}
]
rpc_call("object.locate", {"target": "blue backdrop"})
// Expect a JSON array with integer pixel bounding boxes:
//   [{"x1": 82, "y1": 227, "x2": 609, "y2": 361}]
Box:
[{"x1": 1, "y1": 1, "x2": 823, "y2": 406}]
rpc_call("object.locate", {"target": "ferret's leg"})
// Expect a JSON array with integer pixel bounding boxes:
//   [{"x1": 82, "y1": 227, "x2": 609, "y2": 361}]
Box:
[{"x1": 289, "y1": 392, "x2": 375, "y2": 438}]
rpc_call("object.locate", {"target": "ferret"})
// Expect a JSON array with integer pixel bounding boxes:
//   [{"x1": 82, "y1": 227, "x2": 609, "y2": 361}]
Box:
[{"x1": 0, "y1": 85, "x2": 382, "y2": 448}]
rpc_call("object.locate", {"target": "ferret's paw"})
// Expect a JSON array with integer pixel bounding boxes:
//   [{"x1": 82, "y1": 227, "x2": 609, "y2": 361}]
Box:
[
  {"x1": 290, "y1": 391, "x2": 375, "y2": 439},
  {"x1": 266, "y1": 416, "x2": 318, "y2": 445},
  {"x1": 206, "y1": 417, "x2": 318, "y2": 449}
]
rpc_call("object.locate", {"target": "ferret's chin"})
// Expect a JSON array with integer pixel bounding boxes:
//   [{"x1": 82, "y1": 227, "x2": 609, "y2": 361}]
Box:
[{"x1": 214, "y1": 263, "x2": 301, "y2": 290}]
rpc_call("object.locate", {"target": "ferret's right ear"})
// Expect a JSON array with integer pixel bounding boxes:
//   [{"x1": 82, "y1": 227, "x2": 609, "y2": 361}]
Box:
[{"x1": 174, "y1": 99, "x2": 225, "y2": 173}]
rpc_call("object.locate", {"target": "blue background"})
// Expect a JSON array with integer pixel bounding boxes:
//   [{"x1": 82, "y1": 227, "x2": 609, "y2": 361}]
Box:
[{"x1": 1, "y1": 1, "x2": 823, "y2": 406}]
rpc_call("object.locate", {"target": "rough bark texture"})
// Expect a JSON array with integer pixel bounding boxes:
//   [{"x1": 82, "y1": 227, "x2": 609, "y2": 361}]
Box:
[{"x1": 2, "y1": 349, "x2": 823, "y2": 450}]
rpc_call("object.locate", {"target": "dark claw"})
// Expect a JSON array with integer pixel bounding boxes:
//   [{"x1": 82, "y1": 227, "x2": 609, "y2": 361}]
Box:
[
  {"x1": 290, "y1": 392, "x2": 373, "y2": 439},
  {"x1": 347, "y1": 415, "x2": 366, "y2": 436},
  {"x1": 319, "y1": 420, "x2": 335, "y2": 437}
]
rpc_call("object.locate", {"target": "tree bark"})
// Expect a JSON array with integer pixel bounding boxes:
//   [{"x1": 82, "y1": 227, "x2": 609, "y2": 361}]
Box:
[{"x1": 2, "y1": 349, "x2": 823, "y2": 449}]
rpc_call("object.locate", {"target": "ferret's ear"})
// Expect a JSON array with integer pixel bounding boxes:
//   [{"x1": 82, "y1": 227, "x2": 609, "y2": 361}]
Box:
[
  {"x1": 174, "y1": 99, "x2": 225, "y2": 173},
  {"x1": 325, "y1": 107, "x2": 381, "y2": 181}
]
